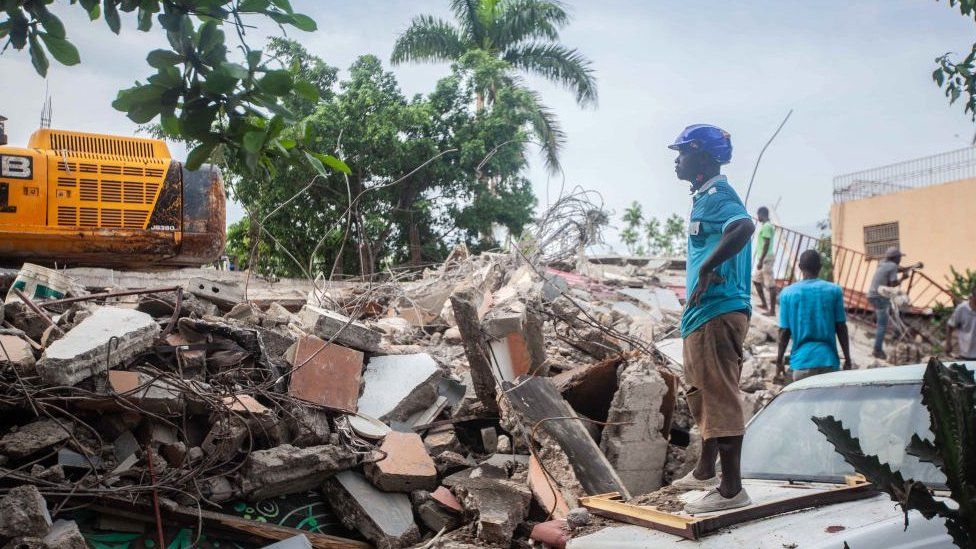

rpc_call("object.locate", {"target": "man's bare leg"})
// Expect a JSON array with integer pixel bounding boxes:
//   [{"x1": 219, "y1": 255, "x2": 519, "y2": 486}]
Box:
[
  {"x1": 753, "y1": 281, "x2": 767, "y2": 310},
  {"x1": 693, "y1": 438, "x2": 719, "y2": 479},
  {"x1": 716, "y1": 435, "x2": 744, "y2": 497}
]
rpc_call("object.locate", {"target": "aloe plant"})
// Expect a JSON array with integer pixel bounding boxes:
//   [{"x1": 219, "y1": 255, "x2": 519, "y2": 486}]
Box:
[{"x1": 812, "y1": 358, "x2": 976, "y2": 548}]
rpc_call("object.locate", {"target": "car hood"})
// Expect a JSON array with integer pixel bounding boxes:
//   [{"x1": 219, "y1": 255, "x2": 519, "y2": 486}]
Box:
[{"x1": 569, "y1": 479, "x2": 951, "y2": 548}]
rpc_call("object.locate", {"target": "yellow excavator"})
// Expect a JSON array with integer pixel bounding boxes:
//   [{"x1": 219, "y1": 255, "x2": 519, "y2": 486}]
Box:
[{"x1": 0, "y1": 116, "x2": 225, "y2": 268}]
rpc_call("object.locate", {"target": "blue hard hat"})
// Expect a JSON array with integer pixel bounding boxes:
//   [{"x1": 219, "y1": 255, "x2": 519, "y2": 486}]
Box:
[{"x1": 668, "y1": 124, "x2": 733, "y2": 164}]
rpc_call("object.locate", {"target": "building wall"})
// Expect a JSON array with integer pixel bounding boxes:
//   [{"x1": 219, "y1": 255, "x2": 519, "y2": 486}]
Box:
[{"x1": 830, "y1": 177, "x2": 976, "y2": 304}]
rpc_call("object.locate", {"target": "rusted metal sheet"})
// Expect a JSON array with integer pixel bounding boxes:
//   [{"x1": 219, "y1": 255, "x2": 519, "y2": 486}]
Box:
[{"x1": 177, "y1": 164, "x2": 226, "y2": 266}]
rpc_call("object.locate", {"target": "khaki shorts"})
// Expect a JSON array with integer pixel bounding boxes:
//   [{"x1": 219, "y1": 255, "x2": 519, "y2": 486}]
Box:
[
  {"x1": 752, "y1": 256, "x2": 775, "y2": 288},
  {"x1": 682, "y1": 311, "x2": 749, "y2": 439}
]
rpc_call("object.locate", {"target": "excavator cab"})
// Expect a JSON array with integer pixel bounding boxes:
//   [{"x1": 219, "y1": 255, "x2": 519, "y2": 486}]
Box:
[{"x1": 0, "y1": 122, "x2": 225, "y2": 268}]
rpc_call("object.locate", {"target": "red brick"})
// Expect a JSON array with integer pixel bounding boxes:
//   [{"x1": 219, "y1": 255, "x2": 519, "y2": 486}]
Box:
[
  {"x1": 365, "y1": 431, "x2": 437, "y2": 492},
  {"x1": 431, "y1": 486, "x2": 462, "y2": 512},
  {"x1": 222, "y1": 395, "x2": 268, "y2": 415},
  {"x1": 288, "y1": 335, "x2": 363, "y2": 411}
]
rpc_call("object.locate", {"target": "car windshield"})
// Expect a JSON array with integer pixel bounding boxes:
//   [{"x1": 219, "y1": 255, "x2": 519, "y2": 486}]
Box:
[{"x1": 741, "y1": 383, "x2": 945, "y2": 486}]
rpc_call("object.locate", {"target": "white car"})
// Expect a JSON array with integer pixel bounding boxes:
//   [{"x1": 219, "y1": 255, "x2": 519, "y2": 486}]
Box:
[{"x1": 570, "y1": 363, "x2": 967, "y2": 548}]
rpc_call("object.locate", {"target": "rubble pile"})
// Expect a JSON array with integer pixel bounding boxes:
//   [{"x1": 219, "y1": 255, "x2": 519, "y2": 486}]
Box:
[{"x1": 0, "y1": 250, "x2": 787, "y2": 548}]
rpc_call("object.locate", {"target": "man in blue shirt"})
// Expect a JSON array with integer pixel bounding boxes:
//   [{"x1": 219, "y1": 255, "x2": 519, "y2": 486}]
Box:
[
  {"x1": 776, "y1": 250, "x2": 852, "y2": 382},
  {"x1": 666, "y1": 125, "x2": 756, "y2": 514}
]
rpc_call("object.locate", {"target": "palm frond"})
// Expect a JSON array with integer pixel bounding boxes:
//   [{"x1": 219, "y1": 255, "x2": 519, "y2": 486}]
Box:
[
  {"x1": 518, "y1": 84, "x2": 565, "y2": 174},
  {"x1": 505, "y1": 42, "x2": 597, "y2": 106},
  {"x1": 391, "y1": 15, "x2": 467, "y2": 65},
  {"x1": 451, "y1": 0, "x2": 487, "y2": 45},
  {"x1": 494, "y1": 0, "x2": 569, "y2": 47}
]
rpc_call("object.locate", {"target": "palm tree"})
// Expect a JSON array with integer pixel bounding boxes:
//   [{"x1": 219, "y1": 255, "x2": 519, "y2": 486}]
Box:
[{"x1": 391, "y1": 0, "x2": 597, "y2": 172}]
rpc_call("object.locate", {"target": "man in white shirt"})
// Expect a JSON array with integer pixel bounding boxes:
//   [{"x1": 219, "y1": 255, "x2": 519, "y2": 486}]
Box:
[{"x1": 946, "y1": 290, "x2": 976, "y2": 360}]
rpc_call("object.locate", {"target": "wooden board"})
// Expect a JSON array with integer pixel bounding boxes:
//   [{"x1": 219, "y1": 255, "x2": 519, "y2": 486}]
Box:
[
  {"x1": 503, "y1": 375, "x2": 630, "y2": 499},
  {"x1": 580, "y1": 483, "x2": 876, "y2": 540}
]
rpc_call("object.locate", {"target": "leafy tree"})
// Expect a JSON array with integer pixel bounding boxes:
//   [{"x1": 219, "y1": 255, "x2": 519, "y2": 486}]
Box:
[
  {"x1": 933, "y1": 1, "x2": 976, "y2": 121},
  {"x1": 644, "y1": 213, "x2": 686, "y2": 257},
  {"x1": 225, "y1": 43, "x2": 538, "y2": 277},
  {"x1": 391, "y1": 0, "x2": 596, "y2": 171},
  {"x1": 0, "y1": 1, "x2": 343, "y2": 176},
  {"x1": 619, "y1": 201, "x2": 645, "y2": 255}
]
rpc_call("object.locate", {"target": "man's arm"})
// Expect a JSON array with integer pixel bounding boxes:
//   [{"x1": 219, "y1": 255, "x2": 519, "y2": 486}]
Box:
[
  {"x1": 757, "y1": 236, "x2": 770, "y2": 268},
  {"x1": 688, "y1": 218, "x2": 755, "y2": 306},
  {"x1": 776, "y1": 327, "x2": 791, "y2": 378},
  {"x1": 835, "y1": 322, "x2": 852, "y2": 370}
]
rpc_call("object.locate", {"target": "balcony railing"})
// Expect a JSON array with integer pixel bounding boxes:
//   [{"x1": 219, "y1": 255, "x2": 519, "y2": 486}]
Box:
[{"x1": 833, "y1": 147, "x2": 976, "y2": 203}]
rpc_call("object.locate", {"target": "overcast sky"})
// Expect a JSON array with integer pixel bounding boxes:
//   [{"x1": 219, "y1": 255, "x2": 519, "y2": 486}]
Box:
[{"x1": 3, "y1": 1, "x2": 975, "y2": 251}]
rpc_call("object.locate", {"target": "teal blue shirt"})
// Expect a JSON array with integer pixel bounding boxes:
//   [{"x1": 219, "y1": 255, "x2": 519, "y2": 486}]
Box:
[
  {"x1": 681, "y1": 175, "x2": 753, "y2": 337},
  {"x1": 778, "y1": 278, "x2": 847, "y2": 369}
]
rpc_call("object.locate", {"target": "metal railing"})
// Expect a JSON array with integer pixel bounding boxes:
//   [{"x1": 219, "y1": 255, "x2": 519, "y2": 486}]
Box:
[
  {"x1": 767, "y1": 224, "x2": 955, "y2": 314},
  {"x1": 833, "y1": 146, "x2": 976, "y2": 203}
]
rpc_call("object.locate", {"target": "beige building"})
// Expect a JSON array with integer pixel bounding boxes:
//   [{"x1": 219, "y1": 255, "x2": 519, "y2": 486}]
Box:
[{"x1": 830, "y1": 147, "x2": 976, "y2": 307}]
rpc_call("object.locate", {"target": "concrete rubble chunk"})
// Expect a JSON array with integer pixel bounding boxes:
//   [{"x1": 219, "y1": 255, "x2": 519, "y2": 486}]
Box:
[
  {"x1": 358, "y1": 353, "x2": 440, "y2": 423},
  {"x1": 288, "y1": 406, "x2": 332, "y2": 447},
  {"x1": 424, "y1": 427, "x2": 459, "y2": 455},
  {"x1": 413, "y1": 487, "x2": 462, "y2": 533},
  {"x1": 365, "y1": 431, "x2": 437, "y2": 492},
  {"x1": 186, "y1": 277, "x2": 243, "y2": 310},
  {"x1": 36, "y1": 307, "x2": 159, "y2": 386},
  {"x1": 108, "y1": 370, "x2": 184, "y2": 414},
  {"x1": 201, "y1": 418, "x2": 248, "y2": 463},
  {"x1": 600, "y1": 360, "x2": 671, "y2": 495},
  {"x1": 287, "y1": 335, "x2": 363, "y2": 411},
  {"x1": 0, "y1": 333, "x2": 35, "y2": 376},
  {"x1": 0, "y1": 485, "x2": 52, "y2": 539},
  {"x1": 241, "y1": 443, "x2": 358, "y2": 500},
  {"x1": 41, "y1": 520, "x2": 86, "y2": 549},
  {"x1": 260, "y1": 534, "x2": 312, "y2": 549},
  {"x1": 452, "y1": 476, "x2": 532, "y2": 545},
  {"x1": 323, "y1": 470, "x2": 420, "y2": 549},
  {"x1": 297, "y1": 305, "x2": 382, "y2": 352},
  {"x1": 483, "y1": 291, "x2": 546, "y2": 380},
  {"x1": 0, "y1": 419, "x2": 73, "y2": 459}
]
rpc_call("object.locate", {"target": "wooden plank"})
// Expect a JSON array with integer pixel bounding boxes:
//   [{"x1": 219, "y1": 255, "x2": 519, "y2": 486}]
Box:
[
  {"x1": 579, "y1": 483, "x2": 876, "y2": 541},
  {"x1": 90, "y1": 501, "x2": 371, "y2": 549},
  {"x1": 503, "y1": 375, "x2": 630, "y2": 499}
]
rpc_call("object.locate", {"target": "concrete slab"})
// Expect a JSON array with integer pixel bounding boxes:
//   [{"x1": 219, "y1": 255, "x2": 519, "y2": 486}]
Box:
[
  {"x1": 365, "y1": 431, "x2": 437, "y2": 492},
  {"x1": 358, "y1": 353, "x2": 440, "y2": 423},
  {"x1": 453, "y1": 476, "x2": 531, "y2": 545},
  {"x1": 0, "y1": 419, "x2": 73, "y2": 459},
  {"x1": 37, "y1": 307, "x2": 159, "y2": 386},
  {"x1": 42, "y1": 519, "x2": 86, "y2": 549},
  {"x1": 0, "y1": 334, "x2": 35, "y2": 375},
  {"x1": 298, "y1": 305, "x2": 382, "y2": 352},
  {"x1": 0, "y1": 485, "x2": 52, "y2": 539},
  {"x1": 241, "y1": 443, "x2": 358, "y2": 501},
  {"x1": 186, "y1": 277, "x2": 243, "y2": 310},
  {"x1": 288, "y1": 335, "x2": 363, "y2": 411},
  {"x1": 108, "y1": 370, "x2": 183, "y2": 414},
  {"x1": 323, "y1": 470, "x2": 420, "y2": 549}
]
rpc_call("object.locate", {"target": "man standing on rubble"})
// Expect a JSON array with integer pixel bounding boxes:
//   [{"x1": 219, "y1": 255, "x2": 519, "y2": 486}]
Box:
[
  {"x1": 775, "y1": 250, "x2": 852, "y2": 382},
  {"x1": 752, "y1": 206, "x2": 777, "y2": 316},
  {"x1": 867, "y1": 246, "x2": 913, "y2": 360},
  {"x1": 667, "y1": 124, "x2": 755, "y2": 514},
  {"x1": 946, "y1": 289, "x2": 976, "y2": 361}
]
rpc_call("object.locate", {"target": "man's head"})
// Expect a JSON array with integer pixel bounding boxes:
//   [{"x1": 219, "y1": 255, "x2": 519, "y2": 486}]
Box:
[
  {"x1": 799, "y1": 249, "x2": 822, "y2": 278},
  {"x1": 757, "y1": 206, "x2": 770, "y2": 222},
  {"x1": 669, "y1": 124, "x2": 732, "y2": 187},
  {"x1": 884, "y1": 246, "x2": 904, "y2": 265}
]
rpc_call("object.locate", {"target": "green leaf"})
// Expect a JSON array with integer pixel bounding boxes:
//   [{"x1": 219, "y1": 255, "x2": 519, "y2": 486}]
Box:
[
  {"x1": 304, "y1": 151, "x2": 326, "y2": 175},
  {"x1": 86, "y1": 3, "x2": 101, "y2": 20},
  {"x1": 239, "y1": 0, "x2": 271, "y2": 11},
  {"x1": 294, "y1": 80, "x2": 320, "y2": 101},
  {"x1": 104, "y1": 0, "x2": 121, "y2": 34},
  {"x1": 258, "y1": 70, "x2": 293, "y2": 95},
  {"x1": 288, "y1": 13, "x2": 317, "y2": 32},
  {"x1": 243, "y1": 131, "x2": 266, "y2": 153},
  {"x1": 247, "y1": 49, "x2": 263, "y2": 70},
  {"x1": 221, "y1": 62, "x2": 249, "y2": 80},
  {"x1": 270, "y1": 0, "x2": 294, "y2": 14},
  {"x1": 147, "y1": 49, "x2": 182, "y2": 69},
  {"x1": 933, "y1": 68, "x2": 945, "y2": 87},
  {"x1": 28, "y1": 34, "x2": 49, "y2": 77},
  {"x1": 186, "y1": 141, "x2": 218, "y2": 170},
  {"x1": 202, "y1": 64, "x2": 240, "y2": 95},
  {"x1": 278, "y1": 138, "x2": 297, "y2": 149},
  {"x1": 38, "y1": 33, "x2": 80, "y2": 66},
  {"x1": 318, "y1": 153, "x2": 351, "y2": 175},
  {"x1": 160, "y1": 113, "x2": 181, "y2": 135},
  {"x1": 39, "y1": 12, "x2": 66, "y2": 39}
]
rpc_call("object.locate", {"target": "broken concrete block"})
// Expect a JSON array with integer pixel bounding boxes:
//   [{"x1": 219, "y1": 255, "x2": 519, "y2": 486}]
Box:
[
  {"x1": 424, "y1": 427, "x2": 459, "y2": 455},
  {"x1": 201, "y1": 418, "x2": 248, "y2": 463},
  {"x1": 261, "y1": 534, "x2": 312, "y2": 549},
  {"x1": 323, "y1": 471, "x2": 420, "y2": 549},
  {"x1": 599, "y1": 360, "x2": 670, "y2": 495},
  {"x1": 288, "y1": 406, "x2": 332, "y2": 447},
  {"x1": 36, "y1": 307, "x2": 159, "y2": 386},
  {"x1": 41, "y1": 520, "x2": 86, "y2": 549},
  {"x1": 0, "y1": 333, "x2": 35, "y2": 376},
  {"x1": 413, "y1": 487, "x2": 462, "y2": 533},
  {"x1": 442, "y1": 326, "x2": 461, "y2": 343},
  {"x1": 186, "y1": 277, "x2": 243, "y2": 310},
  {"x1": 358, "y1": 353, "x2": 440, "y2": 423},
  {"x1": 0, "y1": 419, "x2": 73, "y2": 459},
  {"x1": 453, "y1": 476, "x2": 531, "y2": 545},
  {"x1": 0, "y1": 485, "x2": 52, "y2": 539},
  {"x1": 108, "y1": 370, "x2": 183, "y2": 414},
  {"x1": 480, "y1": 427, "x2": 498, "y2": 454},
  {"x1": 241, "y1": 444, "x2": 358, "y2": 500},
  {"x1": 365, "y1": 431, "x2": 437, "y2": 492},
  {"x1": 164, "y1": 332, "x2": 206, "y2": 372},
  {"x1": 201, "y1": 475, "x2": 236, "y2": 503},
  {"x1": 287, "y1": 335, "x2": 363, "y2": 411},
  {"x1": 483, "y1": 296, "x2": 546, "y2": 380},
  {"x1": 297, "y1": 305, "x2": 382, "y2": 352}
]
